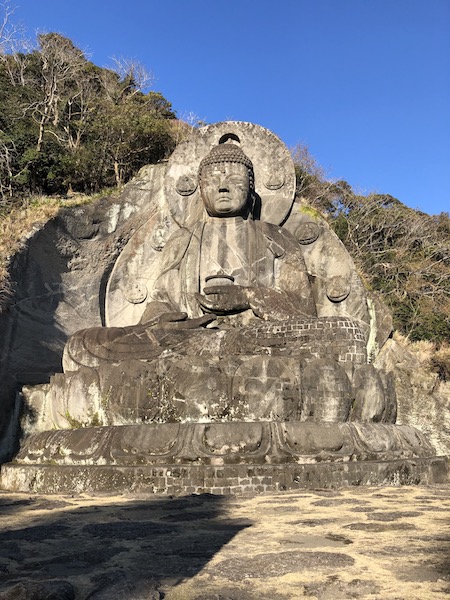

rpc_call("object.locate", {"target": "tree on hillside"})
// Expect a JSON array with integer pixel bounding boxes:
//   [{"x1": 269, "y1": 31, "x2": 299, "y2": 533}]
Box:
[
  {"x1": 90, "y1": 84, "x2": 175, "y2": 187},
  {"x1": 0, "y1": 15, "x2": 176, "y2": 198},
  {"x1": 33, "y1": 33, "x2": 87, "y2": 151},
  {"x1": 334, "y1": 194, "x2": 450, "y2": 342}
]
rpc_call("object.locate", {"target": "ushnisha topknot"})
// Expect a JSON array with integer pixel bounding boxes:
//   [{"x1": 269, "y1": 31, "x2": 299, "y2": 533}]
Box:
[{"x1": 198, "y1": 143, "x2": 254, "y2": 185}]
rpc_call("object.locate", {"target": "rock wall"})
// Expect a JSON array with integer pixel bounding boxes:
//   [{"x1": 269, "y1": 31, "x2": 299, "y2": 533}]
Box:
[
  {"x1": 375, "y1": 338, "x2": 450, "y2": 456},
  {"x1": 0, "y1": 164, "x2": 165, "y2": 458}
]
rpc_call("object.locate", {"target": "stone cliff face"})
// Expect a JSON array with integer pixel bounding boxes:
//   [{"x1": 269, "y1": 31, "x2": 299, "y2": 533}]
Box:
[
  {"x1": 0, "y1": 165, "x2": 165, "y2": 458},
  {"x1": 375, "y1": 339, "x2": 450, "y2": 457}
]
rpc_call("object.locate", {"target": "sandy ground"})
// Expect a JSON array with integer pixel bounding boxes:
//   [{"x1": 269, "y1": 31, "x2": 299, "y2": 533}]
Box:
[{"x1": 0, "y1": 484, "x2": 449, "y2": 599}]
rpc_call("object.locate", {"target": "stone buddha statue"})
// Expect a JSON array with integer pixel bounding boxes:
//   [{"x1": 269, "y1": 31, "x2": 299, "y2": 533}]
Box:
[
  {"x1": 24, "y1": 123, "x2": 395, "y2": 430},
  {"x1": 63, "y1": 142, "x2": 317, "y2": 373},
  {"x1": 8, "y1": 122, "x2": 445, "y2": 495}
]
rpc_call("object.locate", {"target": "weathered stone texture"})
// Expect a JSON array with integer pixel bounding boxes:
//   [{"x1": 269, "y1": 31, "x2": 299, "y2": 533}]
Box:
[
  {"x1": 0, "y1": 122, "x2": 446, "y2": 493},
  {"x1": 375, "y1": 338, "x2": 450, "y2": 456},
  {"x1": 3, "y1": 420, "x2": 446, "y2": 493},
  {"x1": 2, "y1": 458, "x2": 447, "y2": 495},
  {"x1": 0, "y1": 166, "x2": 166, "y2": 459}
]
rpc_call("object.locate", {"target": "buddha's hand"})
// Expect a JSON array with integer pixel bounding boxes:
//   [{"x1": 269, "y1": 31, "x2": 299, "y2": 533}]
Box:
[
  {"x1": 151, "y1": 312, "x2": 216, "y2": 329},
  {"x1": 196, "y1": 285, "x2": 250, "y2": 314}
]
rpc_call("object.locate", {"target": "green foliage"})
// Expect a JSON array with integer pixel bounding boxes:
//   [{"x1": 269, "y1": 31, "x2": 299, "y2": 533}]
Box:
[
  {"x1": 0, "y1": 32, "x2": 176, "y2": 200},
  {"x1": 332, "y1": 213, "x2": 349, "y2": 242},
  {"x1": 336, "y1": 196, "x2": 450, "y2": 343}
]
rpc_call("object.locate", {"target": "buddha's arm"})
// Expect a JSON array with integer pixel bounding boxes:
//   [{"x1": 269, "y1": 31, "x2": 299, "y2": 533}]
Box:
[
  {"x1": 140, "y1": 280, "x2": 214, "y2": 330},
  {"x1": 249, "y1": 226, "x2": 317, "y2": 319},
  {"x1": 139, "y1": 227, "x2": 191, "y2": 323},
  {"x1": 247, "y1": 259, "x2": 317, "y2": 320},
  {"x1": 139, "y1": 271, "x2": 179, "y2": 324}
]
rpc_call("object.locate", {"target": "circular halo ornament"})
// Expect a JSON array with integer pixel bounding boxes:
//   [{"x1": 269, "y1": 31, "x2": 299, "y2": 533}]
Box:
[
  {"x1": 175, "y1": 174, "x2": 197, "y2": 196},
  {"x1": 326, "y1": 276, "x2": 351, "y2": 303},
  {"x1": 295, "y1": 221, "x2": 320, "y2": 245},
  {"x1": 264, "y1": 169, "x2": 285, "y2": 190},
  {"x1": 123, "y1": 281, "x2": 148, "y2": 304},
  {"x1": 164, "y1": 122, "x2": 296, "y2": 227},
  {"x1": 150, "y1": 222, "x2": 170, "y2": 252}
]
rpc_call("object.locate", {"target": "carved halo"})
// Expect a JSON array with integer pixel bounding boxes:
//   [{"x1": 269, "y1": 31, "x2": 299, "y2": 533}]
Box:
[{"x1": 164, "y1": 122, "x2": 296, "y2": 227}]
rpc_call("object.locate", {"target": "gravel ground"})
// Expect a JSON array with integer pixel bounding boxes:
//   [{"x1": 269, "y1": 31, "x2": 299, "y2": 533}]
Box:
[{"x1": 0, "y1": 484, "x2": 449, "y2": 599}]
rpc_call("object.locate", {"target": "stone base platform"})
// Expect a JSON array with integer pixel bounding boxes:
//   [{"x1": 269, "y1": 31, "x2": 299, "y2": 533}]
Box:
[
  {"x1": 1, "y1": 421, "x2": 447, "y2": 493},
  {"x1": 1, "y1": 457, "x2": 448, "y2": 495}
]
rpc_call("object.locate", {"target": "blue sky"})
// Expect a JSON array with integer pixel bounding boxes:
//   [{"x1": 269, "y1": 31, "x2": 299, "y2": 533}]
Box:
[{"x1": 7, "y1": 0, "x2": 450, "y2": 215}]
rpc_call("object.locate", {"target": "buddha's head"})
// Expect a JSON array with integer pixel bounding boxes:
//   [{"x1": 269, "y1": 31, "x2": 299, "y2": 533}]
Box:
[{"x1": 198, "y1": 143, "x2": 255, "y2": 218}]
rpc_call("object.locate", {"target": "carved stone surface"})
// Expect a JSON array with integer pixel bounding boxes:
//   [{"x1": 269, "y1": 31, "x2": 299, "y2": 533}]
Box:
[
  {"x1": 0, "y1": 164, "x2": 166, "y2": 461},
  {"x1": 2, "y1": 422, "x2": 447, "y2": 493},
  {"x1": 1, "y1": 122, "x2": 446, "y2": 493},
  {"x1": 283, "y1": 208, "x2": 370, "y2": 326},
  {"x1": 8, "y1": 421, "x2": 438, "y2": 465},
  {"x1": 20, "y1": 326, "x2": 370, "y2": 433},
  {"x1": 164, "y1": 122, "x2": 296, "y2": 228}
]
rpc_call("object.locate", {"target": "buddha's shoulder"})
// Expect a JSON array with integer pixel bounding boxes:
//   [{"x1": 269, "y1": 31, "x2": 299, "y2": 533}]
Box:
[
  {"x1": 159, "y1": 227, "x2": 194, "y2": 272},
  {"x1": 251, "y1": 221, "x2": 300, "y2": 260},
  {"x1": 257, "y1": 221, "x2": 298, "y2": 247}
]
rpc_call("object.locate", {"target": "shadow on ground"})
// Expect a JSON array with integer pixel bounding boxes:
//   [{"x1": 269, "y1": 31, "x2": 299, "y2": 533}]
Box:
[{"x1": 0, "y1": 493, "x2": 251, "y2": 599}]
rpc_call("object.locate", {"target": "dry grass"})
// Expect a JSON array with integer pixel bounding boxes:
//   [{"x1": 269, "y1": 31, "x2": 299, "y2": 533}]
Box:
[
  {"x1": 429, "y1": 343, "x2": 450, "y2": 381},
  {"x1": 0, "y1": 192, "x2": 111, "y2": 310},
  {"x1": 393, "y1": 331, "x2": 450, "y2": 381},
  {"x1": 394, "y1": 331, "x2": 435, "y2": 359}
]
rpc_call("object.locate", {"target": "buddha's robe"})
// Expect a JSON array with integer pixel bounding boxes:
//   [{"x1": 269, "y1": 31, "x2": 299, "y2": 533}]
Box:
[
  {"x1": 63, "y1": 216, "x2": 317, "y2": 372},
  {"x1": 142, "y1": 215, "x2": 316, "y2": 324}
]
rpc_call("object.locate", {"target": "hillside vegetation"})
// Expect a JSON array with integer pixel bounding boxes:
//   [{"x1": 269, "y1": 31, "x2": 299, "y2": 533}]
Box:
[
  {"x1": 0, "y1": 27, "x2": 177, "y2": 201},
  {"x1": 294, "y1": 145, "x2": 450, "y2": 345},
  {"x1": 1, "y1": 17, "x2": 449, "y2": 352}
]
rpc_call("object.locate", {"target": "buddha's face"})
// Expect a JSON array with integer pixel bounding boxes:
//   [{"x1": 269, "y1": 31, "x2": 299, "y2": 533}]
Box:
[{"x1": 200, "y1": 162, "x2": 250, "y2": 217}]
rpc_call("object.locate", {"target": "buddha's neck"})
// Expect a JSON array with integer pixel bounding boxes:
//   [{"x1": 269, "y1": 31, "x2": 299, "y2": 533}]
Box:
[{"x1": 204, "y1": 213, "x2": 249, "y2": 224}]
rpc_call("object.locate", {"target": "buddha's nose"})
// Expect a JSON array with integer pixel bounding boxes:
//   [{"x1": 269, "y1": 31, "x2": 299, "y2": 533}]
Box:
[{"x1": 218, "y1": 180, "x2": 229, "y2": 193}]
